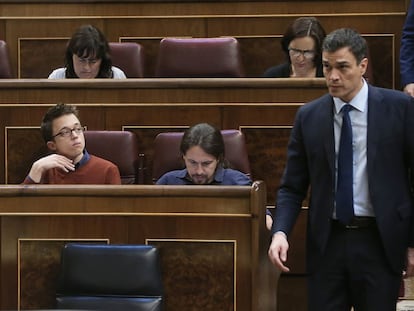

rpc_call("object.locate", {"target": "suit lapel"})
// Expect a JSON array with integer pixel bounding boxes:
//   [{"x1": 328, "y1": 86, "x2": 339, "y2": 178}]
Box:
[
  {"x1": 367, "y1": 86, "x2": 385, "y2": 175},
  {"x1": 319, "y1": 95, "x2": 335, "y2": 173}
]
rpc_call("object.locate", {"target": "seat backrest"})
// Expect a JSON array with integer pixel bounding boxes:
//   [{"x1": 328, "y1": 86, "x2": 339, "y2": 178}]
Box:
[
  {"x1": 109, "y1": 42, "x2": 145, "y2": 78},
  {"x1": 84, "y1": 130, "x2": 139, "y2": 184},
  {"x1": 56, "y1": 243, "x2": 164, "y2": 311},
  {"x1": 0, "y1": 40, "x2": 13, "y2": 78},
  {"x1": 155, "y1": 37, "x2": 244, "y2": 78},
  {"x1": 152, "y1": 129, "x2": 251, "y2": 183}
]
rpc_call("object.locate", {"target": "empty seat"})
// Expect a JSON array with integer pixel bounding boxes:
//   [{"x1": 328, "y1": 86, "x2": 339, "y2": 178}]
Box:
[
  {"x1": 152, "y1": 129, "x2": 251, "y2": 183},
  {"x1": 109, "y1": 42, "x2": 145, "y2": 78},
  {"x1": 84, "y1": 130, "x2": 140, "y2": 184},
  {"x1": 0, "y1": 40, "x2": 13, "y2": 78},
  {"x1": 56, "y1": 243, "x2": 164, "y2": 311},
  {"x1": 155, "y1": 37, "x2": 244, "y2": 78}
]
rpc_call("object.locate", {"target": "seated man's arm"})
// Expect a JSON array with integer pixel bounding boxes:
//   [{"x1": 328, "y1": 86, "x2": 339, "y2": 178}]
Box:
[
  {"x1": 24, "y1": 154, "x2": 75, "y2": 183},
  {"x1": 105, "y1": 165, "x2": 121, "y2": 184}
]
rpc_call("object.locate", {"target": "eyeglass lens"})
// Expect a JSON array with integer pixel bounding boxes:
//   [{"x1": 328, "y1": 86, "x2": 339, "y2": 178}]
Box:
[
  {"x1": 54, "y1": 126, "x2": 85, "y2": 138},
  {"x1": 289, "y1": 48, "x2": 315, "y2": 59}
]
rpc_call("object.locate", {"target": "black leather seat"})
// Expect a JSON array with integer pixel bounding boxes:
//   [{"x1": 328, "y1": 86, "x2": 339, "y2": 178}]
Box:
[{"x1": 56, "y1": 243, "x2": 164, "y2": 311}]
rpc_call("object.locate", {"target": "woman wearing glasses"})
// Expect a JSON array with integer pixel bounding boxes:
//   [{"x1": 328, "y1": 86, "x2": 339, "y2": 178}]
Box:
[
  {"x1": 263, "y1": 17, "x2": 326, "y2": 78},
  {"x1": 22, "y1": 103, "x2": 121, "y2": 184},
  {"x1": 48, "y1": 24, "x2": 126, "y2": 79}
]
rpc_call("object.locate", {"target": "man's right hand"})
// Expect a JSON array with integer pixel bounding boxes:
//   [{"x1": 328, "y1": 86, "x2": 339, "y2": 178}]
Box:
[
  {"x1": 28, "y1": 154, "x2": 75, "y2": 183},
  {"x1": 268, "y1": 231, "x2": 290, "y2": 273},
  {"x1": 404, "y1": 83, "x2": 414, "y2": 97}
]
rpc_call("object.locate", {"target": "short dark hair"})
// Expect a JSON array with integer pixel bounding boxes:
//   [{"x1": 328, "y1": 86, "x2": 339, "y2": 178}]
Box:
[
  {"x1": 281, "y1": 16, "x2": 326, "y2": 68},
  {"x1": 180, "y1": 123, "x2": 225, "y2": 163},
  {"x1": 40, "y1": 103, "x2": 79, "y2": 143},
  {"x1": 64, "y1": 24, "x2": 113, "y2": 78},
  {"x1": 322, "y1": 28, "x2": 368, "y2": 64}
]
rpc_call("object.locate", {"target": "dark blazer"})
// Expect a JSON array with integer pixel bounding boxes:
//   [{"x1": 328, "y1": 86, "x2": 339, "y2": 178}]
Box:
[
  {"x1": 400, "y1": 0, "x2": 414, "y2": 88},
  {"x1": 273, "y1": 84, "x2": 414, "y2": 273}
]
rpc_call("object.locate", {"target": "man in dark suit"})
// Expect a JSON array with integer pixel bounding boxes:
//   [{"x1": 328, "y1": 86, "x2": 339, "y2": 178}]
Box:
[
  {"x1": 400, "y1": 0, "x2": 414, "y2": 96},
  {"x1": 268, "y1": 28, "x2": 414, "y2": 311}
]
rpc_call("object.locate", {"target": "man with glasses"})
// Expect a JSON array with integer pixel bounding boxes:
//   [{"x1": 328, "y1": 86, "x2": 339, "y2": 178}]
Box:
[{"x1": 23, "y1": 103, "x2": 121, "y2": 184}]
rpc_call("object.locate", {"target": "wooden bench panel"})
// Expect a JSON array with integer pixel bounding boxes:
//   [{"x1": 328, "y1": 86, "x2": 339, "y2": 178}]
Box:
[{"x1": 0, "y1": 183, "x2": 273, "y2": 311}]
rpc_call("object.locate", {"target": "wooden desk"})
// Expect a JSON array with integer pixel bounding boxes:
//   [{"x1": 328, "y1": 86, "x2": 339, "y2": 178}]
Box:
[
  {"x1": 0, "y1": 182, "x2": 277, "y2": 311},
  {"x1": 0, "y1": 78, "x2": 326, "y2": 104}
]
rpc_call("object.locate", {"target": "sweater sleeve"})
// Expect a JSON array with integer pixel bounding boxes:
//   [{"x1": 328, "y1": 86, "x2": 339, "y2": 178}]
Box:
[{"x1": 106, "y1": 165, "x2": 122, "y2": 184}]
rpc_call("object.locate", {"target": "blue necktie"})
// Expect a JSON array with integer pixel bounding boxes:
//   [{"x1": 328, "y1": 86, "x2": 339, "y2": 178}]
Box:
[{"x1": 336, "y1": 104, "x2": 354, "y2": 225}]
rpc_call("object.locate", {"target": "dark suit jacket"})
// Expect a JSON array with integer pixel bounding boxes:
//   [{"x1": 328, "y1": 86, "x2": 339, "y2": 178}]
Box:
[
  {"x1": 400, "y1": 0, "x2": 414, "y2": 88},
  {"x1": 273, "y1": 85, "x2": 414, "y2": 273}
]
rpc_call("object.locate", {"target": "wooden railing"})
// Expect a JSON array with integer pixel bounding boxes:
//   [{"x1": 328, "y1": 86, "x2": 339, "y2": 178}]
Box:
[{"x1": 0, "y1": 182, "x2": 276, "y2": 311}]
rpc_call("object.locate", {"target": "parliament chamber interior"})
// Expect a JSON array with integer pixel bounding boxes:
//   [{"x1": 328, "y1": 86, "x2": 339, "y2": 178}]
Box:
[{"x1": 0, "y1": 0, "x2": 410, "y2": 310}]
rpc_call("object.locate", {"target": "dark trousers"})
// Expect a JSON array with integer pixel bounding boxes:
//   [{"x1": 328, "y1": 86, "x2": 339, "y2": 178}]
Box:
[{"x1": 308, "y1": 223, "x2": 401, "y2": 311}]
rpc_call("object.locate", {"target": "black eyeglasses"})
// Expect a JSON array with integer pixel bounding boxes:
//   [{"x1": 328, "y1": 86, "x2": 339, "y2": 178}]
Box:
[
  {"x1": 288, "y1": 48, "x2": 315, "y2": 59},
  {"x1": 52, "y1": 126, "x2": 86, "y2": 138}
]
